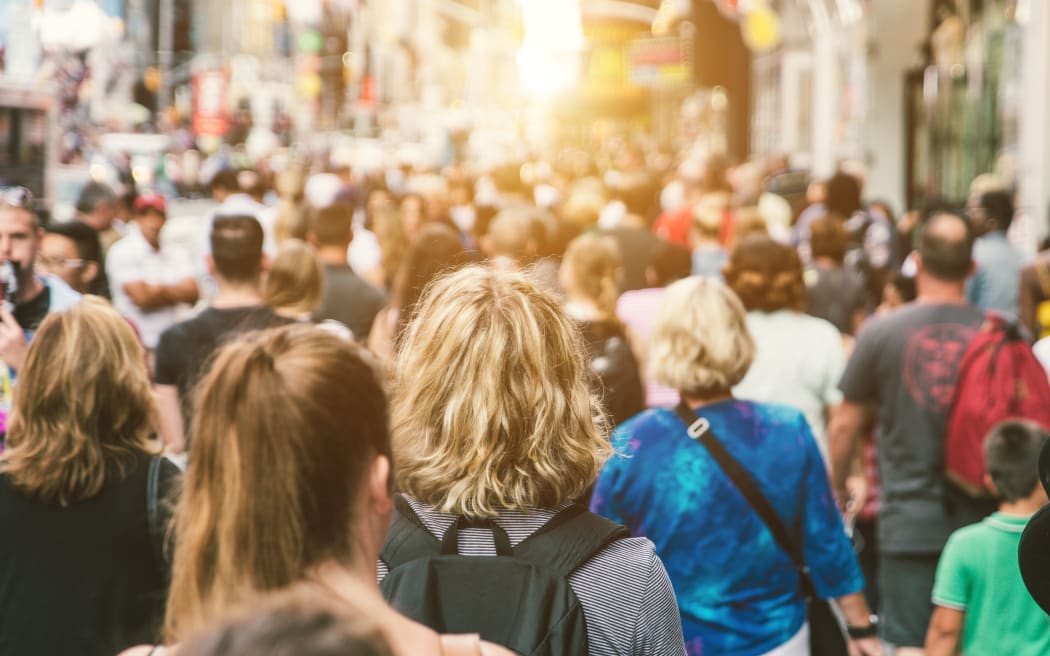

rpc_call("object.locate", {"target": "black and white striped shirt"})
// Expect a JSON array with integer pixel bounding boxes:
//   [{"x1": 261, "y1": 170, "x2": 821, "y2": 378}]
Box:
[{"x1": 377, "y1": 496, "x2": 687, "y2": 656}]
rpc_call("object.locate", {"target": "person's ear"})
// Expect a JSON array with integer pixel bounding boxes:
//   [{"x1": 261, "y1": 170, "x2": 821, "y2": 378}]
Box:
[
  {"x1": 305, "y1": 231, "x2": 319, "y2": 249},
  {"x1": 260, "y1": 253, "x2": 271, "y2": 273},
  {"x1": 983, "y1": 473, "x2": 999, "y2": 498},
  {"x1": 367, "y1": 454, "x2": 393, "y2": 517},
  {"x1": 80, "y1": 261, "x2": 99, "y2": 285},
  {"x1": 205, "y1": 255, "x2": 217, "y2": 277}
]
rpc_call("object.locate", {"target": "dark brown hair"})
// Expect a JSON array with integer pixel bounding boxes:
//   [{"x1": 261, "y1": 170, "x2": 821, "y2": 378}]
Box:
[
  {"x1": 724, "y1": 235, "x2": 806, "y2": 312},
  {"x1": 307, "y1": 204, "x2": 353, "y2": 248},
  {"x1": 809, "y1": 214, "x2": 849, "y2": 264}
]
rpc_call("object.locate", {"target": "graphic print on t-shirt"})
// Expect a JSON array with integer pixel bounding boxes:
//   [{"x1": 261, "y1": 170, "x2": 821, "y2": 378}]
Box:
[{"x1": 902, "y1": 323, "x2": 975, "y2": 413}]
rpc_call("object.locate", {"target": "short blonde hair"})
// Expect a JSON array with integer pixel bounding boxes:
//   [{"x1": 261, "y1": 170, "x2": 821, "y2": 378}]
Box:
[
  {"x1": 392, "y1": 266, "x2": 609, "y2": 518},
  {"x1": 649, "y1": 277, "x2": 755, "y2": 397},
  {"x1": 0, "y1": 297, "x2": 155, "y2": 505},
  {"x1": 264, "y1": 239, "x2": 323, "y2": 316}
]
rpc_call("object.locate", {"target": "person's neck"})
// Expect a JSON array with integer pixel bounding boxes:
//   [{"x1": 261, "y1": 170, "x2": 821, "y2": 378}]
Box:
[
  {"x1": 814, "y1": 256, "x2": 840, "y2": 269},
  {"x1": 15, "y1": 272, "x2": 44, "y2": 305},
  {"x1": 681, "y1": 390, "x2": 734, "y2": 409},
  {"x1": 999, "y1": 494, "x2": 1046, "y2": 518},
  {"x1": 316, "y1": 245, "x2": 350, "y2": 266},
  {"x1": 211, "y1": 282, "x2": 263, "y2": 309},
  {"x1": 916, "y1": 275, "x2": 967, "y2": 305}
]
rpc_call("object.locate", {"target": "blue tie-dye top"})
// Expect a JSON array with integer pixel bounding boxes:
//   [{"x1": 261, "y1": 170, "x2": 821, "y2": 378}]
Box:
[{"x1": 591, "y1": 400, "x2": 864, "y2": 655}]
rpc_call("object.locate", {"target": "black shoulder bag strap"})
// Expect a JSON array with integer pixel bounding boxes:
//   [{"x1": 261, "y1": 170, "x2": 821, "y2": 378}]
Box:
[
  {"x1": 673, "y1": 402, "x2": 817, "y2": 598},
  {"x1": 146, "y1": 455, "x2": 165, "y2": 568}
]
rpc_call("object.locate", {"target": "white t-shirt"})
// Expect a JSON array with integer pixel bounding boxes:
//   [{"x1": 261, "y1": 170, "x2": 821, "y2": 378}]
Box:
[
  {"x1": 734, "y1": 310, "x2": 846, "y2": 461},
  {"x1": 106, "y1": 226, "x2": 195, "y2": 349},
  {"x1": 1034, "y1": 337, "x2": 1050, "y2": 383}
]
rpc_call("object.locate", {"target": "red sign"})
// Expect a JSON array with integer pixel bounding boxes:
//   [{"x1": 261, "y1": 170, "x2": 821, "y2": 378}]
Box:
[
  {"x1": 715, "y1": 0, "x2": 740, "y2": 19},
  {"x1": 193, "y1": 70, "x2": 228, "y2": 137}
]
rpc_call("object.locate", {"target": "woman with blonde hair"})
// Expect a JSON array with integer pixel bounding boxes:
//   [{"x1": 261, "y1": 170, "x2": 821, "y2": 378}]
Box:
[
  {"x1": 560, "y1": 233, "x2": 644, "y2": 425},
  {"x1": 591, "y1": 277, "x2": 879, "y2": 656},
  {"x1": 127, "y1": 324, "x2": 510, "y2": 656},
  {"x1": 382, "y1": 266, "x2": 685, "y2": 656},
  {"x1": 0, "y1": 297, "x2": 181, "y2": 655},
  {"x1": 725, "y1": 234, "x2": 846, "y2": 460},
  {"x1": 263, "y1": 239, "x2": 324, "y2": 321}
]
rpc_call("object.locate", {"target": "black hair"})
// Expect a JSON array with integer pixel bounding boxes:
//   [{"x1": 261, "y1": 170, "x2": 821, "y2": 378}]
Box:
[
  {"x1": 75, "y1": 182, "x2": 116, "y2": 215},
  {"x1": 648, "y1": 240, "x2": 692, "y2": 287},
  {"x1": 211, "y1": 215, "x2": 264, "y2": 284},
  {"x1": 45, "y1": 220, "x2": 103, "y2": 264},
  {"x1": 918, "y1": 211, "x2": 975, "y2": 282},
  {"x1": 979, "y1": 191, "x2": 1015, "y2": 231},
  {"x1": 985, "y1": 420, "x2": 1048, "y2": 502}
]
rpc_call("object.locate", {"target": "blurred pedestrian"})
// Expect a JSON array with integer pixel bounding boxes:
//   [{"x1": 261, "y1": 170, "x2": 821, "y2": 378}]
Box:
[
  {"x1": 560, "y1": 233, "x2": 645, "y2": 426},
  {"x1": 727, "y1": 235, "x2": 846, "y2": 459},
  {"x1": 39, "y1": 220, "x2": 103, "y2": 295},
  {"x1": 966, "y1": 190, "x2": 1025, "y2": 316},
  {"x1": 153, "y1": 216, "x2": 291, "y2": 453},
  {"x1": 368, "y1": 224, "x2": 468, "y2": 361},
  {"x1": 0, "y1": 298, "x2": 180, "y2": 655},
  {"x1": 830, "y1": 212, "x2": 992, "y2": 655},
  {"x1": 106, "y1": 194, "x2": 199, "y2": 351},
  {"x1": 264, "y1": 239, "x2": 324, "y2": 322}
]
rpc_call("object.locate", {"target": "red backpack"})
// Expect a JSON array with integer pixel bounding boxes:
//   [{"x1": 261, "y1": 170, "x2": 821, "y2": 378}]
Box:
[{"x1": 946, "y1": 314, "x2": 1050, "y2": 496}]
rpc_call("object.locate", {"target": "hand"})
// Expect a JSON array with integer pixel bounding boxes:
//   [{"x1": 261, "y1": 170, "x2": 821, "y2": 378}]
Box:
[
  {"x1": 848, "y1": 636, "x2": 883, "y2": 656},
  {"x1": 845, "y1": 475, "x2": 869, "y2": 520},
  {"x1": 0, "y1": 308, "x2": 28, "y2": 370}
]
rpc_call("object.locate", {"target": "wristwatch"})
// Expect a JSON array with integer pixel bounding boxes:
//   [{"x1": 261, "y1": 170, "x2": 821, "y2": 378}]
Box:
[{"x1": 847, "y1": 615, "x2": 879, "y2": 639}]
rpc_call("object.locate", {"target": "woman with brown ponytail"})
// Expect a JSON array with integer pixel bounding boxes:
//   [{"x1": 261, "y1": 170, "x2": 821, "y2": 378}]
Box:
[{"x1": 559, "y1": 233, "x2": 645, "y2": 426}]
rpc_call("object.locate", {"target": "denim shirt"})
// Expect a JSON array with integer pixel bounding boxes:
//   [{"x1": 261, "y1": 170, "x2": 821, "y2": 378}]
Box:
[{"x1": 967, "y1": 232, "x2": 1025, "y2": 316}]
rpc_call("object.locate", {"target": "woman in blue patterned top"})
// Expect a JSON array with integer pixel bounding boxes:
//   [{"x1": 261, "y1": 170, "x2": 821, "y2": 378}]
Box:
[{"x1": 591, "y1": 277, "x2": 880, "y2": 656}]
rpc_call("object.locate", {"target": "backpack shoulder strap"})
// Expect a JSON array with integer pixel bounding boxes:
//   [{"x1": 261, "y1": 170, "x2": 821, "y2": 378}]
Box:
[
  {"x1": 513, "y1": 504, "x2": 630, "y2": 578},
  {"x1": 380, "y1": 494, "x2": 441, "y2": 570}
]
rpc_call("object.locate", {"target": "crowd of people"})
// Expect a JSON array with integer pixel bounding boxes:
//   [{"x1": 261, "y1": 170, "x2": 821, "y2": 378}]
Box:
[{"x1": 0, "y1": 143, "x2": 1048, "y2": 656}]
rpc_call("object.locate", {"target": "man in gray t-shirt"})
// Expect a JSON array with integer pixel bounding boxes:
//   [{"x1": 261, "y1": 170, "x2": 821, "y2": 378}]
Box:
[{"x1": 830, "y1": 211, "x2": 994, "y2": 654}]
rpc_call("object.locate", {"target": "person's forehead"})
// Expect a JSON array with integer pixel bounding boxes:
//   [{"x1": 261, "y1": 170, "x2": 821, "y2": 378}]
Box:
[
  {"x1": 0, "y1": 206, "x2": 37, "y2": 231},
  {"x1": 41, "y1": 232, "x2": 77, "y2": 254}
]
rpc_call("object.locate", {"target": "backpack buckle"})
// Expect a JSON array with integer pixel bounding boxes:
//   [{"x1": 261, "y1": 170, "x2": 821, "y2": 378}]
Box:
[{"x1": 686, "y1": 418, "x2": 710, "y2": 440}]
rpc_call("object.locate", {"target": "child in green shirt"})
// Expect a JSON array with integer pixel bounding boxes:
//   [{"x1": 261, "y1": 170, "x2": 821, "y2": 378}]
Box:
[{"x1": 926, "y1": 420, "x2": 1050, "y2": 655}]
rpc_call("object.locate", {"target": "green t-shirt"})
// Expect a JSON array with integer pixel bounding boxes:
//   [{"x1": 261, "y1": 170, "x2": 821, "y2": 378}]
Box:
[{"x1": 932, "y1": 512, "x2": 1050, "y2": 655}]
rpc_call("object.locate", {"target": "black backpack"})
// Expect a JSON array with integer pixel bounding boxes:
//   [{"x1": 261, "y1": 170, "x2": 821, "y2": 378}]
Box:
[{"x1": 379, "y1": 495, "x2": 630, "y2": 656}]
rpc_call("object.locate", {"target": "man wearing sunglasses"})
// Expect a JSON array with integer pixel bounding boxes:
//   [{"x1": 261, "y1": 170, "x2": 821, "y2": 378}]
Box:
[{"x1": 0, "y1": 188, "x2": 82, "y2": 370}]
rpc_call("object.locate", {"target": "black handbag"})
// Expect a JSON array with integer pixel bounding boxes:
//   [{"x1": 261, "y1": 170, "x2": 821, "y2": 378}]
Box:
[{"x1": 674, "y1": 402, "x2": 849, "y2": 656}]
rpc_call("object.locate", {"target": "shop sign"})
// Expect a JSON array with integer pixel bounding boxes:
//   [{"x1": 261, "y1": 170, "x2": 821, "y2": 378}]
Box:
[{"x1": 193, "y1": 70, "x2": 228, "y2": 137}]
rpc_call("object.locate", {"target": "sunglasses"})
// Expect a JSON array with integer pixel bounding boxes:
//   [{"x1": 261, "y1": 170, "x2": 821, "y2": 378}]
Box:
[{"x1": 0, "y1": 186, "x2": 34, "y2": 209}]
